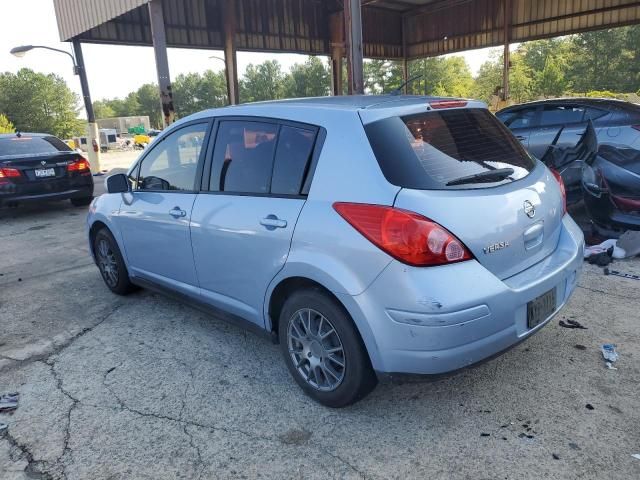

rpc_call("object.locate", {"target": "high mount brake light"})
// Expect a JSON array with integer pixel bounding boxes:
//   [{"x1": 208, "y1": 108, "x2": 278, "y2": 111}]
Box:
[
  {"x1": 333, "y1": 203, "x2": 473, "y2": 267},
  {"x1": 429, "y1": 100, "x2": 468, "y2": 110},
  {"x1": 550, "y1": 169, "x2": 567, "y2": 215}
]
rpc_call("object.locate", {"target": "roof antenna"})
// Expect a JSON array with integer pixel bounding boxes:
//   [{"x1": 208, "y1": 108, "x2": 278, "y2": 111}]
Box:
[{"x1": 390, "y1": 75, "x2": 423, "y2": 96}]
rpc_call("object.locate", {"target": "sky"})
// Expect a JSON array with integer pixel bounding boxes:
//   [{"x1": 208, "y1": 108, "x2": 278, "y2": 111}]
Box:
[{"x1": 0, "y1": 0, "x2": 502, "y2": 103}]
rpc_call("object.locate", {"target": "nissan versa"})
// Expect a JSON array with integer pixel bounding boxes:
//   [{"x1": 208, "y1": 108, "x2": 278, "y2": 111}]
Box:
[{"x1": 87, "y1": 96, "x2": 584, "y2": 407}]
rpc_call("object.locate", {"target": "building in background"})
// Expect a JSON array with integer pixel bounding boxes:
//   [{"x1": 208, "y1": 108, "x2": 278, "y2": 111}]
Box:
[{"x1": 97, "y1": 116, "x2": 151, "y2": 135}]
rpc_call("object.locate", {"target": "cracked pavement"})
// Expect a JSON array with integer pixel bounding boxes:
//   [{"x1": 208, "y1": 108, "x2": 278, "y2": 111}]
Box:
[{"x1": 1, "y1": 182, "x2": 639, "y2": 479}]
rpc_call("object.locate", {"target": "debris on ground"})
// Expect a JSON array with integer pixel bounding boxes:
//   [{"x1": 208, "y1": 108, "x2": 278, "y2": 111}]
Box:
[
  {"x1": 574, "y1": 344, "x2": 587, "y2": 350},
  {"x1": 601, "y1": 344, "x2": 619, "y2": 363},
  {"x1": 585, "y1": 404, "x2": 595, "y2": 410},
  {"x1": 559, "y1": 319, "x2": 588, "y2": 330},
  {"x1": 586, "y1": 246, "x2": 615, "y2": 266},
  {"x1": 0, "y1": 392, "x2": 19, "y2": 413},
  {"x1": 616, "y1": 231, "x2": 640, "y2": 258},
  {"x1": 632, "y1": 454, "x2": 640, "y2": 461},
  {"x1": 0, "y1": 423, "x2": 7, "y2": 435},
  {"x1": 604, "y1": 268, "x2": 640, "y2": 281},
  {"x1": 552, "y1": 453, "x2": 560, "y2": 460}
]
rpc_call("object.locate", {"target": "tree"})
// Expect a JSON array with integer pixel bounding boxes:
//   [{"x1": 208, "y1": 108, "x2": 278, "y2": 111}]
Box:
[
  {"x1": 0, "y1": 68, "x2": 84, "y2": 138},
  {"x1": 0, "y1": 114, "x2": 15, "y2": 134},
  {"x1": 173, "y1": 70, "x2": 228, "y2": 117},
  {"x1": 283, "y1": 57, "x2": 331, "y2": 98},
  {"x1": 408, "y1": 56, "x2": 474, "y2": 98},
  {"x1": 135, "y1": 84, "x2": 163, "y2": 128},
  {"x1": 240, "y1": 61, "x2": 285, "y2": 102},
  {"x1": 93, "y1": 100, "x2": 116, "y2": 119},
  {"x1": 364, "y1": 59, "x2": 403, "y2": 94}
]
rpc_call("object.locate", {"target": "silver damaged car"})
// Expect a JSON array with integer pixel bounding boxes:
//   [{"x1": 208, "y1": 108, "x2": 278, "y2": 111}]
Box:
[{"x1": 88, "y1": 96, "x2": 585, "y2": 407}]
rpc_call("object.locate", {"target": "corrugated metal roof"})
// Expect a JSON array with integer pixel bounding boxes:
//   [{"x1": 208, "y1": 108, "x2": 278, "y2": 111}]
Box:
[
  {"x1": 53, "y1": 0, "x2": 640, "y2": 59},
  {"x1": 54, "y1": 0, "x2": 151, "y2": 41}
]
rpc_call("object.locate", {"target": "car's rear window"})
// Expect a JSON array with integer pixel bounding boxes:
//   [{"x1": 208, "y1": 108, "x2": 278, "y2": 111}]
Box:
[
  {"x1": 0, "y1": 136, "x2": 72, "y2": 156},
  {"x1": 364, "y1": 108, "x2": 536, "y2": 190}
]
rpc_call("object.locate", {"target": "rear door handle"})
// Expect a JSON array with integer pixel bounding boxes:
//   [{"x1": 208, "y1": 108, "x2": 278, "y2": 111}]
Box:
[
  {"x1": 260, "y1": 215, "x2": 287, "y2": 230},
  {"x1": 169, "y1": 207, "x2": 187, "y2": 218},
  {"x1": 516, "y1": 135, "x2": 526, "y2": 142}
]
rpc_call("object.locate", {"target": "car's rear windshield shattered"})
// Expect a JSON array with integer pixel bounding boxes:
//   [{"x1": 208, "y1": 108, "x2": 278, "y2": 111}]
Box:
[{"x1": 365, "y1": 108, "x2": 536, "y2": 190}]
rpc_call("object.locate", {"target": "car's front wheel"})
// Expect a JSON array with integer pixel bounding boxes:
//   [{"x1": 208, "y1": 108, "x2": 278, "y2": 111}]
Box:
[
  {"x1": 93, "y1": 228, "x2": 136, "y2": 295},
  {"x1": 278, "y1": 289, "x2": 377, "y2": 407}
]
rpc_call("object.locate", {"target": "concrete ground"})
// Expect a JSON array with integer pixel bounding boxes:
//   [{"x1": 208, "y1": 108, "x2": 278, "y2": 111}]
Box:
[{"x1": 1, "y1": 152, "x2": 639, "y2": 479}]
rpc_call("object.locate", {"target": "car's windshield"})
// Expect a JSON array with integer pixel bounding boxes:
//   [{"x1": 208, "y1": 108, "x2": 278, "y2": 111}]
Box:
[
  {"x1": 0, "y1": 135, "x2": 72, "y2": 156},
  {"x1": 365, "y1": 108, "x2": 536, "y2": 189}
]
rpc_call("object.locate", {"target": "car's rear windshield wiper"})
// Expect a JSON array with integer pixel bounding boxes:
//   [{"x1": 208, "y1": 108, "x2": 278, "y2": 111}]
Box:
[{"x1": 445, "y1": 168, "x2": 515, "y2": 187}]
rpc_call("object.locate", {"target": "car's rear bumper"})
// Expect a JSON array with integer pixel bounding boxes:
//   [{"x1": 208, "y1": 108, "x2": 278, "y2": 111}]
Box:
[
  {"x1": 0, "y1": 176, "x2": 93, "y2": 205},
  {"x1": 339, "y1": 215, "x2": 584, "y2": 375}
]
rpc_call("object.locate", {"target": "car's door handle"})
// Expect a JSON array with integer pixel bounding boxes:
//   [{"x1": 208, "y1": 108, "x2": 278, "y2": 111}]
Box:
[
  {"x1": 260, "y1": 215, "x2": 287, "y2": 229},
  {"x1": 516, "y1": 135, "x2": 526, "y2": 141},
  {"x1": 169, "y1": 207, "x2": 187, "y2": 218}
]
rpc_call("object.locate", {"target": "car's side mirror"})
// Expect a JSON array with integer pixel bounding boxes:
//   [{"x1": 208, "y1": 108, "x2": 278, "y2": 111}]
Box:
[{"x1": 106, "y1": 173, "x2": 130, "y2": 194}]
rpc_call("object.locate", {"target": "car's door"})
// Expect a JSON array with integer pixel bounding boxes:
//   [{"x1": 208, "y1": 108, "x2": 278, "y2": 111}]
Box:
[
  {"x1": 190, "y1": 118, "x2": 320, "y2": 327},
  {"x1": 117, "y1": 121, "x2": 211, "y2": 295},
  {"x1": 528, "y1": 104, "x2": 592, "y2": 158},
  {"x1": 497, "y1": 106, "x2": 539, "y2": 149}
]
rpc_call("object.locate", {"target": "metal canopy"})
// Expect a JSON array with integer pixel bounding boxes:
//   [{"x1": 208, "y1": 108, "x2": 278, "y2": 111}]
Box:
[{"x1": 54, "y1": 0, "x2": 640, "y2": 60}]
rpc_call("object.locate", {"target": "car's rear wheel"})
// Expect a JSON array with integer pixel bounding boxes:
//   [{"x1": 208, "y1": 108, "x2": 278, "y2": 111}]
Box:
[
  {"x1": 278, "y1": 289, "x2": 377, "y2": 407},
  {"x1": 71, "y1": 196, "x2": 93, "y2": 207},
  {"x1": 94, "y1": 228, "x2": 136, "y2": 295}
]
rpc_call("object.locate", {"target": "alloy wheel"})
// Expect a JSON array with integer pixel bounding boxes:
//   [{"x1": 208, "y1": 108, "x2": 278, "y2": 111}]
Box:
[{"x1": 287, "y1": 308, "x2": 346, "y2": 391}]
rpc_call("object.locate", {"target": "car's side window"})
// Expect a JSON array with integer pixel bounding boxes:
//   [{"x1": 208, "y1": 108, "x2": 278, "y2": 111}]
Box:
[
  {"x1": 138, "y1": 123, "x2": 207, "y2": 192},
  {"x1": 539, "y1": 105, "x2": 585, "y2": 126},
  {"x1": 502, "y1": 108, "x2": 537, "y2": 129},
  {"x1": 271, "y1": 126, "x2": 317, "y2": 195},
  {"x1": 210, "y1": 121, "x2": 279, "y2": 194}
]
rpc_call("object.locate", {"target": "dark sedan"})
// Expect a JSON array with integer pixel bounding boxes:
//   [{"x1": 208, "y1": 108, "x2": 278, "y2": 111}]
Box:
[{"x1": 0, "y1": 132, "x2": 94, "y2": 207}]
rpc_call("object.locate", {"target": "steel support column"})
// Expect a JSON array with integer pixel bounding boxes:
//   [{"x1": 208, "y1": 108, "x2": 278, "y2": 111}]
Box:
[
  {"x1": 402, "y1": 16, "x2": 409, "y2": 94},
  {"x1": 344, "y1": 0, "x2": 364, "y2": 95},
  {"x1": 502, "y1": 0, "x2": 511, "y2": 101},
  {"x1": 329, "y1": 12, "x2": 344, "y2": 96},
  {"x1": 223, "y1": 0, "x2": 240, "y2": 105},
  {"x1": 71, "y1": 39, "x2": 101, "y2": 174},
  {"x1": 148, "y1": 0, "x2": 175, "y2": 127}
]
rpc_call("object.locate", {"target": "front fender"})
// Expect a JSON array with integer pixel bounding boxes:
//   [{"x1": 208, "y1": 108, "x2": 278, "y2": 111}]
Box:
[{"x1": 87, "y1": 194, "x2": 127, "y2": 265}]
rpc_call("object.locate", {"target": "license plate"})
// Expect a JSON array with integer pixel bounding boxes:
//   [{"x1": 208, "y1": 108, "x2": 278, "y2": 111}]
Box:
[
  {"x1": 34, "y1": 168, "x2": 56, "y2": 178},
  {"x1": 527, "y1": 288, "x2": 557, "y2": 329}
]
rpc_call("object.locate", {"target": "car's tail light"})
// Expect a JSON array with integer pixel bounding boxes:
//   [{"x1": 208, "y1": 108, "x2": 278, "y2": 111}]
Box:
[
  {"x1": 333, "y1": 203, "x2": 473, "y2": 267},
  {"x1": 429, "y1": 100, "x2": 468, "y2": 110},
  {"x1": 67, "y1": 158, "x2": 91, "y2": 172},
  {"x1": 0, "y1": 167, "x2": 21, "y2": 178},
  {"x1": 550, "y1": 169, "x2": 566, "y2": 215}
]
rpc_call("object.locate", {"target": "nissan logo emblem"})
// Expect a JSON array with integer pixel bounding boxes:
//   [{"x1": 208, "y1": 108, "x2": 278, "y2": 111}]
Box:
[{"x1": 524, "y1": 200, "x2": 536, "y2": 219}]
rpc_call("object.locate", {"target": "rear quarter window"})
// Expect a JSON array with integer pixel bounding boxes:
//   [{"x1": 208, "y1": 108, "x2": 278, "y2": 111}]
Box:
[{"x1": 365, "y1": 108, "x2": 535, "y2": 190}]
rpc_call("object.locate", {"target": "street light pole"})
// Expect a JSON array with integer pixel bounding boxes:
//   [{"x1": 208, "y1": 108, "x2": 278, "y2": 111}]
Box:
[{"x1": 9, "y1": 43, "x2": 102, "y2": 175}]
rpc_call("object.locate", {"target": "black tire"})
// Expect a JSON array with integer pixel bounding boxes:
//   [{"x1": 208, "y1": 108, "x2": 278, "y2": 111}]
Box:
[
  {"x1": 93, "y1": 228, "x2": 136, "y2": 295},
  {"x1": 278, "y1": 288, "x2": 377, "y2": 408},
  {"x1": 71, "y1": 196, "x2": 93, "y2": 207}
]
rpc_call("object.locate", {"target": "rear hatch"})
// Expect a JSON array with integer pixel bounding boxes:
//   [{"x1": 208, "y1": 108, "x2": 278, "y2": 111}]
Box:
[
  {"x1": 362, "y1": 103, "x2": 565, "y2": 280},
  {"x1": 0, "y1": 135, "x2": 81, "y2": 182}
]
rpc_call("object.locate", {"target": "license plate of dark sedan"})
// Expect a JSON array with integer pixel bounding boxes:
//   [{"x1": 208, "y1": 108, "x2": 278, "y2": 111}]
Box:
[
  {"x1": 527, "y1": 288, "x2": 557, "y2": 329},
  {"x1": 34, "y1": 168, "x2": 55, "y2": 178}
]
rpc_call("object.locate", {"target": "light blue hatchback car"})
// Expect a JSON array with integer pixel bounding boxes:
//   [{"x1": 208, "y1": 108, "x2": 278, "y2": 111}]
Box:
[{"x1": 88, "y1": 96, "x2": 584, "y2": 407}]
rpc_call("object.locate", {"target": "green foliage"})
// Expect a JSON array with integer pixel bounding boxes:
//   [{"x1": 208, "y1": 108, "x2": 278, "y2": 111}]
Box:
[
  {"x1": 241, "y1": 61, "x2": 285, "y2": 102},
  {"x1": 92, "y1": 84, "x2": 163, "y2": 128},
  {"x1": 0, "y1": 68, "x2": 84, "y2": 138},
  {"x1": 173, "y1": 70, "x2": 227, "y2": 117},
  {"x1": 408, "y1": 57, "x2": 474, "y2": 97},
  {"x1": 0, "y1": 114, "x2": 15, "y2": 134},
  {"x1": 364, "y1": 60, "x2": 403, "y2": 94},
  {"x1": 284, "y1": 57, "x2": 331, "y2": 98}
]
